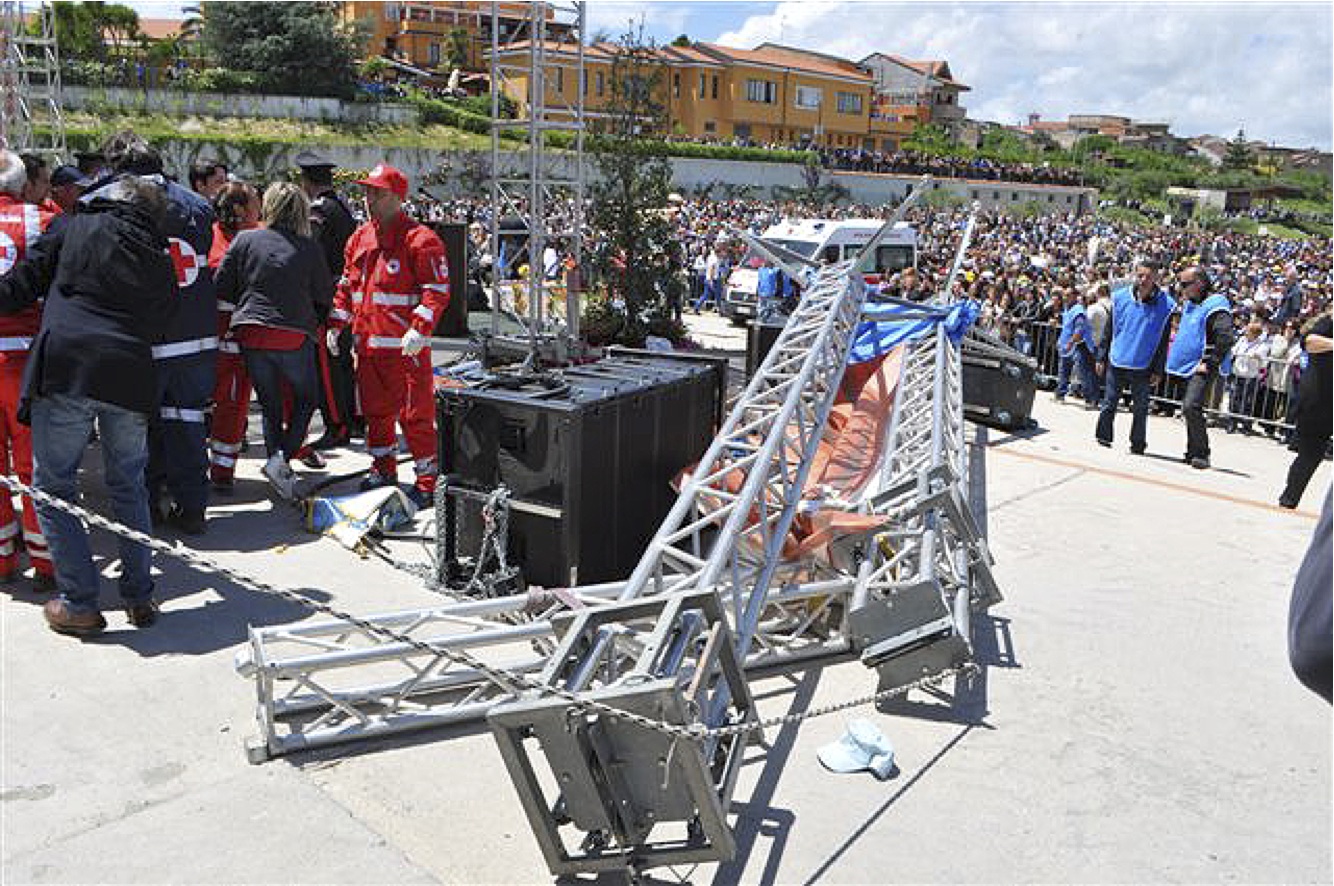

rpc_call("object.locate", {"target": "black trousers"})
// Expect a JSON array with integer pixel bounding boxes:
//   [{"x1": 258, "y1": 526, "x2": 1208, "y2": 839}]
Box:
[
  {"x1": 1282, "y1": 428, "x2": 1332, "y2": 509},
  {"x1": 1182, "y1": 370, "x2": 1213, "y2": 460}
]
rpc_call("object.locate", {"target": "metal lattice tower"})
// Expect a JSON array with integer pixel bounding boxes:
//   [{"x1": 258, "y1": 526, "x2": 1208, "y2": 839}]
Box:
[
  {"x1": 0, "y1": 1, "x2": 64, "y2": 155},
  {"x1": 489, "y1": 0, "x2": 586, "y2": 354}
]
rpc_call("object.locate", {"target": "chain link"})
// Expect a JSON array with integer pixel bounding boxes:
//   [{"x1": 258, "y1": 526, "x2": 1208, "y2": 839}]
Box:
[{"x1": 0, "y1": 471, "x2": 973, "y2": 742}]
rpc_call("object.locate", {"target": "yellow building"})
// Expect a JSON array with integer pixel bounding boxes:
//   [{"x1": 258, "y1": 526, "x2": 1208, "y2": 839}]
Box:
[
  {"x1": 339, "y1": 1, "x2": 572, "y2": 74},
  {"x1": 491, "y1": 39, "x2": 876, "y2": 149}
]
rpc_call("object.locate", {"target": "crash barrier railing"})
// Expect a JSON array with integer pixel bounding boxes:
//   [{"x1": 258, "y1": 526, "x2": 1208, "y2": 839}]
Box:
[
  {"x1": 994, "y1": 319, "x2": 1302, "y2": 438},
  {"x1": 236, "y1": 199, "x2": 1001, "y2": 879}
]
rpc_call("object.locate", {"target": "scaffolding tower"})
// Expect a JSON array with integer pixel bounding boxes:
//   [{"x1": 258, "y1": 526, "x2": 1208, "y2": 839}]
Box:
[
  {"x1": 0, "y1": 1, "x2": 64, "y2": 156},
  {"x1": 488, "y1": 0, "x2": 586, "y2": 359}
]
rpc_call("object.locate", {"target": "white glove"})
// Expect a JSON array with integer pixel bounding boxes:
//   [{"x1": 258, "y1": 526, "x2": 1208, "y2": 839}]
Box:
[
  {"x1": 401, "y1": 327, "x2": 428, "y2": 357},
  {"x1": 326, "y1": 327, "x2": 341, "y2": 356}
]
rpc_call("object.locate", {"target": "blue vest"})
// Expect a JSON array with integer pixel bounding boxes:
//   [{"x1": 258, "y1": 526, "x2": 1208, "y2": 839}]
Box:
[
  {"x1": 1109, "y1": 285, "x2": 1176, "y2": 371},
  {"x1": 756, "y1": 266, "x2": 781, "y2": 300},
  {"x1": 1166, "y1": 293, "x2": 1231, "y2": 378},
  {"x1": 1057, "y1": 304, "x2": 1093, "y2": 357}
]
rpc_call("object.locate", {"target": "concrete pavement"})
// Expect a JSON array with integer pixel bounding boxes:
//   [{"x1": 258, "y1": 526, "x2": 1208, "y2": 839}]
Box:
[{"x1": 2, "y1": 322, "x2": 1329, "y2": 884}]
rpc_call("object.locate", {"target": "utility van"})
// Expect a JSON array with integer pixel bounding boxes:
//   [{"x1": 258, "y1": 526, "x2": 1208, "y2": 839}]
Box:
[{"x1": 721, "y1": 218, "x2": 917, "y2": 322}]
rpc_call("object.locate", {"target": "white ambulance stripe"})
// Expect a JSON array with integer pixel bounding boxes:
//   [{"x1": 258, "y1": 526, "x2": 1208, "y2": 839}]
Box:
[
  {"x1": 372, "y1": 292, "x2": 419, "y2": 307},
  {"x1": 0, "y1": 540, "x2": 14, "y2": 556},
  {"x1": 22, "y1": 530, "x2": 46, "y2": 546},
  {"x1": 28, "y1": 549, "x2": 51, "y2": 563},
  {"x1": 217, "y1": 300, "x2": 237, "y2": 312},
  {"x1": 209, "y1": 453, "x2": 237, "y2": 468},
  {"x1": 413, "y1": 457, "x2": 438, "y2": 473},
  {"x1": 153, "y1": 336, "x2": 219, "y2": 360},
  {"x1": 0, "y1": 521, "x2": 19, "y2": 540},
  {"x1": 367, "y1": 336, "x2": 402, "y2": 349},
  {"x1": 422, "y1": 283, "x2": 450, "y2": 293},
  {"x1": 368, "y1": 445, "x2": 398, "y2": 457},
  {"x1": 0, "y1": 336, "x2": 32, "y2": 351},
  {"x1": 329, "y1": 309, "x2": 351, "y2": 322},
  {"x1": 412, "y1": 305, "x2": 434, "y2": 322},
  {"x1": 210, "y1": 440, "x2": 243, "y2": 454},
  {"x1": 160, "y1": 407, "x2": 208, "y2": 423}
]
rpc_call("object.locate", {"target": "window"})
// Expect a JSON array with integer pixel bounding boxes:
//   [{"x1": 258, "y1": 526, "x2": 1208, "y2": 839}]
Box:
[
  {"x1": 428, "y1": 42, "x2": 441, "y2": 66},
  {"x1": 746, "y1": 78, "x2": 776, "y2": 103},
  {"x1": 794, "y1": 86, "x2": 821, "y2": 109},
  {"x1": 704, "y1": 120, "x2": 716, "y2": 133},
  {"x1": 673, "y1": 72, "x2": 680, "y2": 98},
  {"x1": 555, "y1": 66, "x2": 563, "y2": 93},
  {"x1": 992, "y1": 191, "x2": 999, "y2": 199},
  {"x1": 1012, "y1": 192, "x2": 1019, "y2": 201},
  {"x1": 581, "y1": 69, "x2": 588, "y2": 96},
  {"x1": 711, "y1": 75, "x2": 718, "y2": 99},
  {"x1": 734, "y1": 123, "x2": 752, "y2": 139},
  {"x1": 836, "y1": 92, "x2": 863, "y2": 114},
  {"x1": 699, "y1": 73, "x2": 706, "y2": 98},
  {"x1": 384, "y1": 3, "x2": 398, "y2": 20},
  {"x1": 596, "y1": 71, "x2": 604, "y2": 96}
]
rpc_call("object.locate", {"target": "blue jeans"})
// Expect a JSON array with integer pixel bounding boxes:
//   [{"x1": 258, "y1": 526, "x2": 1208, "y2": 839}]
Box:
[
  {"x1": 1057, "y1": 346, "x2": 1097, "y2": 403},
  {"x1": 1096, "y1": 365, "x2": 1152, "y2": 451},
  {"x1": 31, "y1": 394, "x2": 154, "y2": 614},
  {"x1": 243, "y1": 341, "x2": 318, "y2": 461},
  {"x1": 694, "y1": 279, "x2": 720, "y2": 312}
]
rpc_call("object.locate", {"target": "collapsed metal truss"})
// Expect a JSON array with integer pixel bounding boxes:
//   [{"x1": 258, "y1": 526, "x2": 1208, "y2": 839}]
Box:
[
  {"x1": 237, "y1": 199, "x2": 1001, "y2": 877},
  {"x1": 0, "y1": 1, "x2": 64, "y2": 155},
  {"x1": 488, "y1": 0, "x2": 585, "y2": 353}
]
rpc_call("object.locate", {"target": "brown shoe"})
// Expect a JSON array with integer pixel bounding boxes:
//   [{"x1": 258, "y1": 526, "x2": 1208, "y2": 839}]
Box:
[
  {"x1": 43, "y1": 598, "x2": 107, "y2": 637},
  {"x1": 125, "y1": 600, "x2": 160, "y2": 628}
]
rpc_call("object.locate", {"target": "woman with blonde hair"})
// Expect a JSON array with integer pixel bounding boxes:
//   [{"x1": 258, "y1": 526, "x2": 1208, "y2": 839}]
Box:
[{"x1": 214, "y1": 182, "x2": 333, "y2": 499}]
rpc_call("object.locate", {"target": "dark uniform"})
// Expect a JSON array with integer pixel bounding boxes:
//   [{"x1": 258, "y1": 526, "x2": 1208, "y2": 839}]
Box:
[{"x1": 297, "y1": 152, "x2": 359, "y2": 447}]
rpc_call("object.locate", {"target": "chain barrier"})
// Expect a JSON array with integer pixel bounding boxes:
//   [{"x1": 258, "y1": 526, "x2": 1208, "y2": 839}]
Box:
[{"x1": 0, "y1": 471, "x2": 975, "y2": 742}]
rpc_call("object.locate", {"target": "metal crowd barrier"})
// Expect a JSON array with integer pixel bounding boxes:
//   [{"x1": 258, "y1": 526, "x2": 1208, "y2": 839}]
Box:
[{"x1": 1000, "y1": 319, "x2": 1301, "y2": 440}]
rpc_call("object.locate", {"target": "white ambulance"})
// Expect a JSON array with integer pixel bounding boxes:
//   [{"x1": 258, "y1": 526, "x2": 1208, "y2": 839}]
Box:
[{"x1": 721, "y1": 218, "x2": 917, "y2": 322}]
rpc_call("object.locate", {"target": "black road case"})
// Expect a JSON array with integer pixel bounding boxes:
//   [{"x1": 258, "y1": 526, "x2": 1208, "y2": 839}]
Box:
[{"x1": 961, "y1": 333, "x2": 1038, "y2": 431}]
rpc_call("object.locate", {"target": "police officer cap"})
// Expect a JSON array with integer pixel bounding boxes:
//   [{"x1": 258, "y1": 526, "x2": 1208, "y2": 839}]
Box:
[{"x1": 294, "y1": 150, "x2": 336, "y2": 170}]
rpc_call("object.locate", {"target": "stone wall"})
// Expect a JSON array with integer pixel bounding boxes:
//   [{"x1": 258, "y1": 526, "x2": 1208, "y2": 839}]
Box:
[{"x1": 64, "y1": 86, "x2": 416, "y2": 126}]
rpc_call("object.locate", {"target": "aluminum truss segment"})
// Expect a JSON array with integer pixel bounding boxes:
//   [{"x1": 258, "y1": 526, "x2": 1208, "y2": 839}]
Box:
[
  {"x1": 0, "y1": 1, "x2": 65, "y2": 155},
  {"x1": 488, "y1": 1, "x2": 585, "y2": 349}
]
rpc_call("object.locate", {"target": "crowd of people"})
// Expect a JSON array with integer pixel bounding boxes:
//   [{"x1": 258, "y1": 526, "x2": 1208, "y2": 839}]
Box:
[
  {"x1": 817, "y1": 147, "x2": 1087, "y2": 186},
  {"x1": 0, "y1": 135, "x2": 449, "y2": 638}
]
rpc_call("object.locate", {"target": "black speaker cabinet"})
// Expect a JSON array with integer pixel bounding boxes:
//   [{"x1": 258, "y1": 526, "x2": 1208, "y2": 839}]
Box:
[
  {"x1": 430, "y1": 221, "x2": 469, "y2": 337},
  {"x1": 438, "y1": 351, "x2": 726, "y2": 588}
]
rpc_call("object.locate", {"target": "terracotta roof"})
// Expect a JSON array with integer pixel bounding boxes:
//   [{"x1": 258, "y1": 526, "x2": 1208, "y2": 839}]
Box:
[
  {"x1": 699, "y1": 43, "x2": 871, "y2": 82},
  {"x1": 659, "y1": 44, "x2": 724, "y2": 66},
  {"x1": 863, "y1": 52, "x2": 969, "y2": 90}
]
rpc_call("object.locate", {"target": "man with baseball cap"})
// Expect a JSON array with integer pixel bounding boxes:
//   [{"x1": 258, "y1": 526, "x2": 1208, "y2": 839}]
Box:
[
  {"x1": 295, "y1": 151, "x2": 359, "y2": 449},
  {"x1": 326, "y1": 163, "x2": 449, "y2": 507}
]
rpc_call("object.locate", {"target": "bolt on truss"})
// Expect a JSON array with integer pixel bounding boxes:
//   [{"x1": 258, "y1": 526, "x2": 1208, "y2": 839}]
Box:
[
  {"x1": 488, "y1": 0, "x2": 585, "y2": 354},
  {"x1": 0, "y1": 1, "x2": 64, "y2": 155}
]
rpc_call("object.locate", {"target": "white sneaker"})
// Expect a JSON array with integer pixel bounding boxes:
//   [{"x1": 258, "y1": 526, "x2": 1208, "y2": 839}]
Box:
[{"x1": 262, "y1": 454, "x2": 298, "y2": 501}]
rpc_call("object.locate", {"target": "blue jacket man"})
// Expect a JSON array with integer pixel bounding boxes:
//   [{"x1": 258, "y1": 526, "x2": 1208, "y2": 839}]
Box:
[
  {"x1": 1166, "y1": 266, "x2": 1232, "y2": 469},
  {"x1": 1056, "y1": 297, "x2": 1098, "y2": 405},
  {"x1": 91, "y1": 133, "x2": 217, "y2": 534},
  {"x1": 1095, "y1": 259, "x2": 1176, "y2": 454}
]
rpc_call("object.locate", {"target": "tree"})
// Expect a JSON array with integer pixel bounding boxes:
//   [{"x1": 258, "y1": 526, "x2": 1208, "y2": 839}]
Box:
[
  {"x1": 49, "y1": 1, "x2": 140, "y2": 62},
  {"x1": 1222, "y1": 128, "x2": 1254, "y2": 171},
  {"x1": 446, "y1": 27, "x2": 469, "y2": 70},
  {"x1": 201, "y1": 2, "x2": 366, "y2": 98},
  {"x1": 582, "y1": 26, "x2": 686, "y2": 346},
  {"x1": 670, "y1": 34, "x2": 691, "y2": 47}
]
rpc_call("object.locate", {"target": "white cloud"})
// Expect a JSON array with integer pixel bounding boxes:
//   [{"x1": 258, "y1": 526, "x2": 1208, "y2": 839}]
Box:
[
  {"x1": 715, "y1": 2, "x2": 1333, "y2": 149},
  {"x1": 587, "y1": 2, "x2": 692, "y2": 41}
]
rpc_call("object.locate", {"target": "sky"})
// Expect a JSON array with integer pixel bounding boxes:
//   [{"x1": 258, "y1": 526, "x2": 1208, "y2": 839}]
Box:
[{"x1": 126, "y1": 1, "x2": 1333, "y2": 150}]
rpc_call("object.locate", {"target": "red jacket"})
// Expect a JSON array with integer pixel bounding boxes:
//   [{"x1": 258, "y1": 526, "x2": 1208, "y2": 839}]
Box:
[
  {"x1": 330, "y1": 212, "x2": 449, "y2": 353},
  {"x1": 0, "y1": 194, "x2": 55, "y2": 350}
]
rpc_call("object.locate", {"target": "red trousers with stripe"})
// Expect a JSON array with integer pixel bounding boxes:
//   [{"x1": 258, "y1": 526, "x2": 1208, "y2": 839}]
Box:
[
  {"x1": 357, "y1": 349, "x2": 438, "y2": 492},
  {"x1": 209, "y1": 349, "x2": 251, "y2": 483},
  {"x1": 0, "y1": 352, "x2": 51, "y2": 577}
]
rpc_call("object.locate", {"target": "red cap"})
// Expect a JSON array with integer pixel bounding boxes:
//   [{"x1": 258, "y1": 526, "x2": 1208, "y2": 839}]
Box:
[{"x1": 356, "y1": 163, "x2": 408, "y2": 199}]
